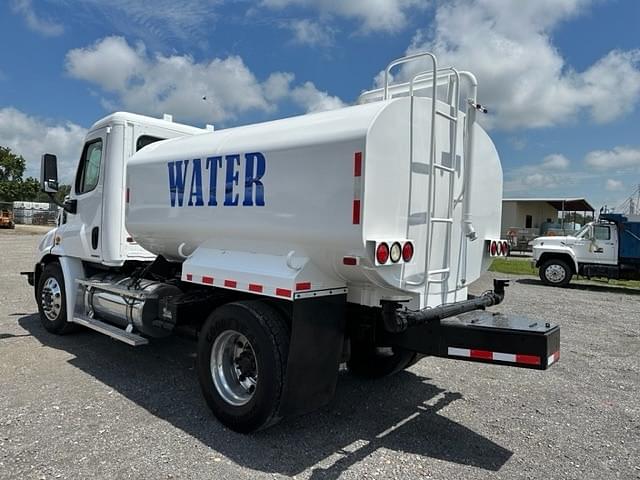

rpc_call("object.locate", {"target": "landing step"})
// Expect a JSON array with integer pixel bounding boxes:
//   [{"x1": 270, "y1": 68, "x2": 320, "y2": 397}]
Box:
[{"x1": 71, "y1": 315, "x2": 149, "y2": 346}]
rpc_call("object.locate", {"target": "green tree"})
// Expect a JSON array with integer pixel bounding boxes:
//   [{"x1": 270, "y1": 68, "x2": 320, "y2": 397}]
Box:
[
  {"x1": 0, "y1": 146, "x2": 26, "y2": 181},
  {"x1": 0, "y1": 145, "x2": 72, "y2": 204}
]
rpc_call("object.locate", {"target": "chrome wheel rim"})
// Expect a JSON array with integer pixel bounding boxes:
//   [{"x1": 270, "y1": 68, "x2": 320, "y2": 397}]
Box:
[
  {"x1": 545, "y1": 264, "x2": 566, "y2": 283},
  {"x1": 211, "y1": 330, "x2": 258, "y2": 406},
  {"x1": 41, "y1": 277, "x2": 62, "y2": 321}
]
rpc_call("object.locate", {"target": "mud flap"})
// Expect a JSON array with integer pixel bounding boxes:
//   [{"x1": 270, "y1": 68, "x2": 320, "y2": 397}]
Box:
[{"x1": 278, "y1": 292, "x2": 346, "y2": 417}]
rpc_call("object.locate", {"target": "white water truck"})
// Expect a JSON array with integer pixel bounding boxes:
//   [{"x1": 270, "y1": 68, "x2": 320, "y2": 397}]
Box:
[{"x1": 24, "y1": 53, "x2": 560, "y2": 432}]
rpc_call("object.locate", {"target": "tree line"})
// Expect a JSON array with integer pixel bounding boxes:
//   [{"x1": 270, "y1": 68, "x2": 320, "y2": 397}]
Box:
[{"x1": 0, "y1": 146, "x2": 70, "y2": 204}]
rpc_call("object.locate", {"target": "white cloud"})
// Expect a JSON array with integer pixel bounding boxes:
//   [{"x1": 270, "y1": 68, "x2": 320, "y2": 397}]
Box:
[
  {"x1": 400, "y1": 0, "x2": 640, "y2": 130},
  {"x1": 65, "y1": 36, "x2": 344, "y2": 125},
  {"x1": 605, "y1": 179, "x2": 624, "y2": 191},
  {"x1": 260, "y1": 0, "x2": 426, "y2": 33},
  {"x1": 66, "y1": 36, "x2": 143, "y2": 92},
  {"x1": 11, "y1": 0, "x2": 64, "y2": 36},
  {"x1": 291, "y1": 82, "x2": 346, "y2": 112},
  {"x1": 541, "y1": 154, "x2": 570, "y2": 170},
  {"x1": 585, "y1": 146, "x2": 640, "y2": 170},
  {"x1": 287, "y1": 19, "x2": 334, "y2": 47},
  {"x1": 0, "y1": 108, "x2": 86, "y2": 183}
]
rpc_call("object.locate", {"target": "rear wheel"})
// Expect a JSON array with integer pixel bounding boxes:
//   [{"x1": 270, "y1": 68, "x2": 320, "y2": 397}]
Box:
[
  {"x1": 347, "y1": 341, "x2": 422, "y2": 379},
  {"x1": 539, "y1": 259, "x2": 572, "y2": 287},
  {"x1": 197, "y1": 300, "x2": 290, "y2": 433},
  {"x1": 37, "y1": 262, "x2": 76, "y2": 334}
]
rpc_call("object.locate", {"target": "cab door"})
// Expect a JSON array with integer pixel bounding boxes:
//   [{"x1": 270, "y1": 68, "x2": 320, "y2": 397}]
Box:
[
  {"x1": 58, "y1": 128, "x2": 107, "y2": 262},
  {"x1": 574, "y1": 224, "x2": 617, "y2": 265}
]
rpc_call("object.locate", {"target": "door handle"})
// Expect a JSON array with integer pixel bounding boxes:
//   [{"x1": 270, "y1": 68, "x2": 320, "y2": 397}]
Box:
[{"x1": 91, "y1": 226, "x2": 99, "y2": 250}]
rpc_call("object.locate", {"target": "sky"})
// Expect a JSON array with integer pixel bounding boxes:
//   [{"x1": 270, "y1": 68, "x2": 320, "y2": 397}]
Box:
[{"x1": 0, "y1": 0, "x2": 639, "y2": 210}]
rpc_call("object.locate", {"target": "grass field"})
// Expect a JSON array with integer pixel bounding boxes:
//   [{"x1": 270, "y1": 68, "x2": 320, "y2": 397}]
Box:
[{"x1": 490, "y1": 256, "x2": 640, "y2": 288}]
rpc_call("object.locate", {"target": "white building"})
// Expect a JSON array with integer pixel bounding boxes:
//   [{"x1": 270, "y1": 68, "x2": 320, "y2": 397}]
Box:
[{"x1": 501, "y1": 198, "x2": 594, "y2": 248}]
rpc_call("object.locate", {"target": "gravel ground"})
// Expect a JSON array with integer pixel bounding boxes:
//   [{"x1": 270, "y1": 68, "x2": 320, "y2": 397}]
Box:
[{"x1": 1, "y1": 230, "x2": 638, "y2": 480}]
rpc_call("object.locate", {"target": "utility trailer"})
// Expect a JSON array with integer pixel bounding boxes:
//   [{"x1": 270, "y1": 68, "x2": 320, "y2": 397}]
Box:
[
  {"x1": 532, "y1": 212, "x2": 640, "y2": 286},
  {"x1": 24, "y1": 53, "x2": 559, "y2": 432}
]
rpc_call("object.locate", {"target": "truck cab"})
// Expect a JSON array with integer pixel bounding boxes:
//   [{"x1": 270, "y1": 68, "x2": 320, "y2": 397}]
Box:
[
  {"x1": 40, "y1": 112, "x2": 206, "y2": 266},
  {"x1": 531, "y1": 215, "x2": 640, "y2": 286}
]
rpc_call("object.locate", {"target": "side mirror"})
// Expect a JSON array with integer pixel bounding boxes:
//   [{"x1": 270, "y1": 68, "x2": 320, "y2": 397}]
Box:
[{"x1": 41, "y1": 153, "x2": 59, "y2": 193}]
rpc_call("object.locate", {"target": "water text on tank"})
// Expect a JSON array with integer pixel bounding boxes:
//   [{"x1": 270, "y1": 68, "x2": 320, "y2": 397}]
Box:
[{"x1": 167, "y1": 152, "x2": 266, "y2": 208}]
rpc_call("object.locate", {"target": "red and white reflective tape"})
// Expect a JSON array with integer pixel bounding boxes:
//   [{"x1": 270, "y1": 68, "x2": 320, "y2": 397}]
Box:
[
  {"x1": 352, "y1": 151, "x2": 362, "y2": 225},
  {"x1": 547, "y1": 351, "x2": 560, "y2": 366},
  {"x1": 447, "y1": 346, "x2": 543, "y2": 366},
  {"x1": 182, "y1": 274, "x2": 312, "y2": 299}
]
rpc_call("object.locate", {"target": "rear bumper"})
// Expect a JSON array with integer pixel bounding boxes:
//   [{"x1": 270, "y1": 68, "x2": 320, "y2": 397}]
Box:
[{"x1": 383, "y1": 310, "x2": 560, "y2": 371}]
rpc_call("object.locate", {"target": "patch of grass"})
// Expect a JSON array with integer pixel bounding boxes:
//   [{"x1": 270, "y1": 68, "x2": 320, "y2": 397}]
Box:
[
  {"x1": 490, "y1": 257, "x2": 640, "y2": 289},
  {"x1": 489, "y1": 257, "x2": 537, "y2": 276}
]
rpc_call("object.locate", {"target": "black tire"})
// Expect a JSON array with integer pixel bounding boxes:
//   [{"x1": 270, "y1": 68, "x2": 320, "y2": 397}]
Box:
[
  {"x1": 539, "y1": 259, "x2": 572, "y2": 287},
  {"x1": 347, "y1": 341, "x2": 422, "y2": 379},
  {"x1": 197, "y1": 300, "x2": 290, "y2": 433},
  {"x1": 36, "y1": 262, "x2": 76, "y2": 334}
]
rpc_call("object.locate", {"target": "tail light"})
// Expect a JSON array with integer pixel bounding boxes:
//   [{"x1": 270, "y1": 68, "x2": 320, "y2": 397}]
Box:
[
  {"x1": 402, "y1": 241, "x2": 414, "y2": 262},
  {"x1": 502, "y1": 241, "x2": 509, "y2": 256},
  {"x1": 376, "y1": 242, "x2": 390, "y2": 264},
  {"x1": 390, "y1": 242, "x2": 402, "y2": 263},
  {"x1": 490, "y1": 241, "x2": 497, "y2": 256}
]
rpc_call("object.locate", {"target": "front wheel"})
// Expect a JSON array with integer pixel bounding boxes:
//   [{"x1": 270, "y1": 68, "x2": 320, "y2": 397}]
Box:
[
  {"x1": 197, "y1": 301, "x2": 290, "y2": 433},
  {"x1": 37, "y1": 262, "x2": 76, "y2": 334},
  {"x1": 539, "y1": 259, "x2": 572, "y2": 287}
]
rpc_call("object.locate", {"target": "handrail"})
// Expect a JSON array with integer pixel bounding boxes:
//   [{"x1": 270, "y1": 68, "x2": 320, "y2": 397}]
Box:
[
  {"x1": 357, "y1": 76, "x2": 451, "y2": 104},
  {"x1": 383, "y1": 52, "x2": 438, "y2": 100}
]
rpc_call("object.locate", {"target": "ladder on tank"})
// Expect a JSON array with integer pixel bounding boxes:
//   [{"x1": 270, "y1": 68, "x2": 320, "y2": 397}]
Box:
[{"x1": 368, "y1": 53, "x2": 463, "y2": 301}]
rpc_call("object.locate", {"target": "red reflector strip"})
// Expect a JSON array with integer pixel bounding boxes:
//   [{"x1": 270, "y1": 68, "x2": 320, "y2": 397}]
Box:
[
  {"x1": 343, "y1": 256, "x2": 358, "y2": 266},
  {"x1": 352, "y1": 199, "x2": 361, "y2": 224},
  {"x1": 202, "y1": 276, "x2": 214, "y2": 285},
  {"x1": 516, "y1": 354, "x2": 541, "y2": 366},
  {"x1": 224, "y1": 279, "x2": 237, "y2": 288},
  {"x1": 249, "y1": 283, "x2": 263, "y2": 293},
  {"x1": 354, "y1": 152, "x2": 362, "y2": 177},
  {"x1": 547, "y1": 351, "x2": 560, "y2": 366},
  {"x1": 448, "y1": 347, "x2": 541, "y2": 366},
  {"x1": 275, "y1": 288, "x2": 291, "y2": 298},
  {"x1": 186, "y1": 273, "x2": 193, "y2": 281},
  {"x1": 470, "y1": 349, "x2": 493, "y2": 360}
]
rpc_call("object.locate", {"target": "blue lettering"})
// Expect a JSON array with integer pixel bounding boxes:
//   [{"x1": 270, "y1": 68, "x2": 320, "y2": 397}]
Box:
[
  {"x1": 187, "y1": 158, "x2": 204, "y2": 206},
  {"x1": 242, "y1": 152, "x2": 266, "y2": 206},
  {"x1": 168, "y1": 160, "x2": 189, "y2": 207},
  {"x1": 205, "y1": 156, "x2": 223, "y2": 206},
  {"x1": 224, "y1": 154, "x2": 240, "y2": 206}
]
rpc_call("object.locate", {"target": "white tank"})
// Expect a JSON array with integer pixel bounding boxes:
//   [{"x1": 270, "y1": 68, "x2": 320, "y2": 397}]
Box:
[{"x1": 126, "y1": 96, "x2": 502, "y2": 308}]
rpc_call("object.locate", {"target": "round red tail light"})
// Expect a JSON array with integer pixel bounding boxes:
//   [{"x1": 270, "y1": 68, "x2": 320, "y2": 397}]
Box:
[
  {"x1": 502, "y1": 241, "x2": 509, "y2": 256},
  {"x1": 402, "y1": 241, "x2": 414, "y2": 262},
  {"x1": 376, "y1": 242, "x2": 390, "y2": 264},
  {"x1": 490, "y1": 241, "x2": 497, "y2": 256}
]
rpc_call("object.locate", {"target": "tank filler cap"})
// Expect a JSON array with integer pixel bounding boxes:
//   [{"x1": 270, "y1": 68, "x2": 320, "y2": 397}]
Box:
[{"x1": 286, "y1": 251, "x2": 304, "y2": 271}]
